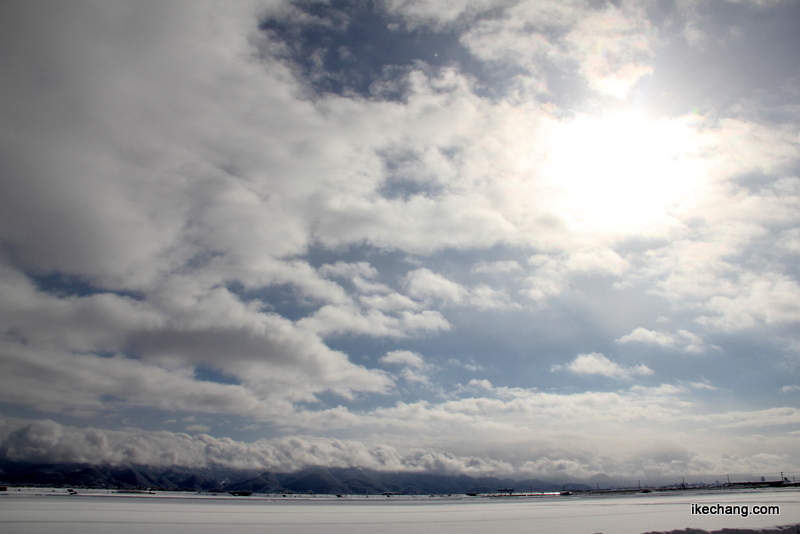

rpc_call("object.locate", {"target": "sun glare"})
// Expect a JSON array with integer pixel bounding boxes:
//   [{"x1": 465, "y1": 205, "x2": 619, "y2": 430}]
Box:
[{"x1": 545, "y1": 112, "x2": 698, "y2": 236}]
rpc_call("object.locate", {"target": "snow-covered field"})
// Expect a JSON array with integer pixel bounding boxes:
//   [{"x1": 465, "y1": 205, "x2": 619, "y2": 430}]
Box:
[{"x1": 2, "y1": 487, "x2": 799, "y2": 534}]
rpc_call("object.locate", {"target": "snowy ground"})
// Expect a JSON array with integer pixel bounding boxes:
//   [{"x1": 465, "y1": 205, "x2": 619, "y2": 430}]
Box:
[{"x1": 2, "y1": 487, "x2": 799, "y2": 534}]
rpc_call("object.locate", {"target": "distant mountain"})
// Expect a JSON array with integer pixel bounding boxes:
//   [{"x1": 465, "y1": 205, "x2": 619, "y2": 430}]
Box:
[
  {"x1": 0, "y1": 460, "x2": 593, "y2": 494},
  {"x1": 282, "y1": 469, "x2": 351, "y2": 495},
  {"x1": 225, "y1": 471, "x2": 283, "y2": 493}
]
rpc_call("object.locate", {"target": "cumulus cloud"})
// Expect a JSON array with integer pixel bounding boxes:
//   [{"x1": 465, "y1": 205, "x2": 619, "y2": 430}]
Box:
[
  {"x1": 381, "y1": 350, "x2": 426, "y2": 369},
  {"x1": 296, "y1": 303, "x2": 450, "y2": 339},
  {"x1": 520, "y1": 248, "x2": 631, "y2": 304},
  {"x1": 697, "y1": 273, "x2": 800, "y2": 331},
  {"x1": 616, "y1": 328, "x2": 712, "y2": 354},
  {"x1": 380, "y1": 350, "x2": 434, "y2": 384},
  {"x1": 562, "y1": 3, "x2": 656, "y2": 98},
  {"x1": 319, "y1": 261, "x2": 380, "y2": 281},
  {"x1": 552, "y1": 353, "x2": 654, "y2": 380},
  {"x1": 453, "y1": 0, "x2": 658, "y2": 99},
  {"x1": 468, "y1": 378, "x2": 494, "y2": 390},
  {"x1": 185, "y1": 424, "x2": 211, "y2": 433},
  {"x1": 405, "y1": 268, "x2": 515, "y2": 309}
]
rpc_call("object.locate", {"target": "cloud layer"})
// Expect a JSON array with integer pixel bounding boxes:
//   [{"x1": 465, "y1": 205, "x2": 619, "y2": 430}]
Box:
[{"x1": 0, "y1": 0, "x2": 798, "y2": 480}]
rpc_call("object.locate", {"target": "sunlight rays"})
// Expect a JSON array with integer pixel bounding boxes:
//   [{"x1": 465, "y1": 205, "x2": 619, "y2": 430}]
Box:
[{"x1": 544, "y1": 111, "x2": 700, "y2": 236}]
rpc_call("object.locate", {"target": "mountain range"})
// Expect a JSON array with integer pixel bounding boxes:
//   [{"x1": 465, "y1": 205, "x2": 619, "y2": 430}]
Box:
[{"x1": 0, "y1": 461, "x2": 596, "y2": 495}]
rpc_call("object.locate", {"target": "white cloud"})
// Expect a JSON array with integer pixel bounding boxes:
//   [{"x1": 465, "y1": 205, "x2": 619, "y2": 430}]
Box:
[
  {"x1": 456, "y1": 0, "x2": 657, "y2": 99},
  {"x1": 562, "y1": 3, "x2": 656, "y2": 99},
  {"x1": 553, "y1": 353, "x2": 654, "y2": 380},
  {"x1": 319, "y1": 261, "x2": 379, "y2": 281},
  {"x1": 287, "y1": 383, "x2": 800, "y2": 478},
  {"x1": 618, "y1": 327, "x2": 678, "y2": 347},
  {"x1": 296, "y1": 304, "x2": 450, "y2": 339},
  {"x1": 405, "y1": 268, "x2": 515, "y2": 309},
  {"x1": 405, "y1": 268, "x2": 468, "y2": 304},
  {"x1": 358, "y1": 292, "x2": 420, "y2": 312},
  {"x1": 381, "y1": 350, "x2": 436, "y2": 385},
  {"x1": 3, "y1": 380, "x2": 800, "y2": 479},
  {"x1": 449, "y1": 359, "x2": 483, "y2": 372},
  {"x1": 185, "y1": 424, "x2": 211, "y2": 433},
  {"x1": 381, "y1": 350, "x2": 426, "y2": 369},
  {"x1": 0, "y1": 418, "x2": 513, "y2": 475},
  {"x1": 629, "y1": 383, "x2": 686, "y2": 396},
  {"x1": 697, "y1": 273, "x2": 800, "y2": 331},
  {"x1": 520, "y1": 249, "x2": 630, "y2": 304},
  {"x1": 520, "y1": 259, "x2": 569, "y2": 303},
  {"x1": 0, "y1": 265, "x2": 395, "y2": 415},
  {"x1": 468, "y1": 378, "x2": 493, "y2": 390},
  {"x1": 616, "y1": 328, "x2": 711, "y2": 354},
  {"x1": 689, "y1": 381, "x2": 718, "y2": 391},
  {"x1": 630, "y1": 167, "x2": 800, "y2": 334},
  {"x1": 566, "y1": 248, "x2": 630, "y2": 275}
]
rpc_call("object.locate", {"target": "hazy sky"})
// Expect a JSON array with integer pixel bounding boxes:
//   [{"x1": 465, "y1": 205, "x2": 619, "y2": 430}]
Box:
[{"x1": 1, "y1": 0, "x2": 799, "y2": 481}]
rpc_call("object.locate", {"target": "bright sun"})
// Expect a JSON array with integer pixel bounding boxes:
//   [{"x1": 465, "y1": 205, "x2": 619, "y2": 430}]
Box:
[{"x1": 544, "y1": 111, "x2": 698, "y2": 236}]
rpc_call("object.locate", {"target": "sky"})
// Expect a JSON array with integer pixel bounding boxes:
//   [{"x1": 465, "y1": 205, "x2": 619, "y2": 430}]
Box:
[{"x1": 0, "y1": 0, "x2": 799, "y2": 482}]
